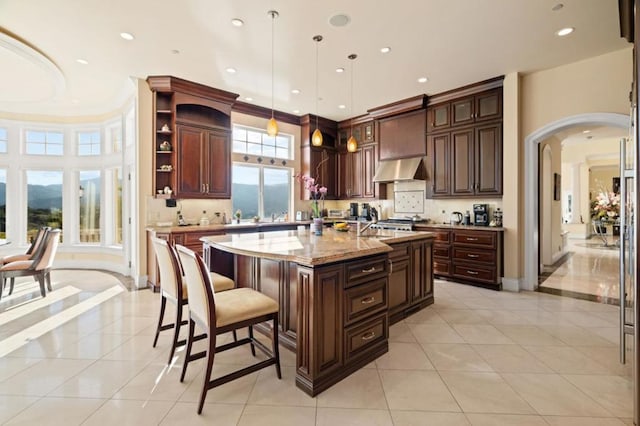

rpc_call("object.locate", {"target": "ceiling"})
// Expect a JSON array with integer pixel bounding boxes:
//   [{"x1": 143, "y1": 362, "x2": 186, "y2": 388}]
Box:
[{"x1": 0, "y1": 0, "x2": 630, "y2": 120}]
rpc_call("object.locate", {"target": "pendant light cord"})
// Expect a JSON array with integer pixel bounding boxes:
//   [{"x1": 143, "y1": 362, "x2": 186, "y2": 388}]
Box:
[
  {"x1": 271, "y1": 12, "x2": 275, "y2": 119},
  {"x1": 315, "y1": 37, "x2": 319, "y2": 130}
]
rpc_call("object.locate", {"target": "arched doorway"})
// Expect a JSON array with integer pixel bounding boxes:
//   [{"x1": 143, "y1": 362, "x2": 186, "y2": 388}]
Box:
[{"x1": 523, "y1": 112, "x2": 629, "y2": 291}]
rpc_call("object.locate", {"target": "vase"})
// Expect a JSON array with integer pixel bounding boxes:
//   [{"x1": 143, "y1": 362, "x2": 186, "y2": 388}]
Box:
[{"x1": 313, "y1": 218, "x2": 323, "y2": 236}]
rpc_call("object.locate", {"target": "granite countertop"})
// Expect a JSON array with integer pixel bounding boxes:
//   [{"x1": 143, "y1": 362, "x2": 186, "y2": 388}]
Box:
[
  {"x1": 414, "y1": 223, "x2": 505, "y2": 232},
  {"x1": 201, "y1": 228, "x2": 434, "y2": 267},
  {"x1": 147, "y1": 220, "x2": 312, "y2": 233}
]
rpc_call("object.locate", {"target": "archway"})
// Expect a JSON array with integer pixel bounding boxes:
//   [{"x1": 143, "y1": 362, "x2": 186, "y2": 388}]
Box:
[{"x1": 523, "y1": 112, "x2": 628, "y2": 291}]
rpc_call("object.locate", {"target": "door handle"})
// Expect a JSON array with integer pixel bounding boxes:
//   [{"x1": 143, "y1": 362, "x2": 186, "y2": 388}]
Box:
[
  {"x1": 361, "y1": 331, "x2": 376, "y2": 341},
  {"x1": 360, "y1": 296, "x2": 376, "y2": 305}
]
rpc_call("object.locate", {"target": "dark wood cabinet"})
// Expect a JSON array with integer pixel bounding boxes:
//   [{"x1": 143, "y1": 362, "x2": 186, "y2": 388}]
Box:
[
  {"x1": 300, "y1": 114, "x2": 339, "y2": 200},
  {"x1": 439, "y1": 87, "x2": 502, "y2": 129},
  {"x1": 337, "y1": 143, "x2": 382, "y2": 200},
  {"x1": 451, "y1": 127, "x2": 475, "y2": 196},
  {"x1": 337, "y1": 119, "x2": 374, "y2": 147},
  {"x1": 176, "y1": 124, "x2": 231, "y2": 198},
  {"x1": 475, "y1": 122, "x2": 502, "y2": 195},
  {"x1": 429, "y1": 133, "x2": 451, "y2": 197},
  {"x1": 378, "y1": 109, "x2": 427, "y2": 160},
  {"x1": 427, "y1": 103, "x2": 450, "y2": 133},
  {"x1": 387, "y1": 239, "x2": 434, "y2": 324}
]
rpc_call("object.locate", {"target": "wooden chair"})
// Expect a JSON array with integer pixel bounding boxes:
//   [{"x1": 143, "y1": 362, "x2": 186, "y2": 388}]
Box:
[
  {"x1": 150, "y1": 237, "x2": 237, "y2": 365},
  {"x1": 0, "y1": 226, "x2": 50, "y2": 265},
  {"x1": 176, "y1": 244, "x2": 281, "y2": 414},
  {"x1": 0, "y1": 229, "x2": 60, "y2": 301}
]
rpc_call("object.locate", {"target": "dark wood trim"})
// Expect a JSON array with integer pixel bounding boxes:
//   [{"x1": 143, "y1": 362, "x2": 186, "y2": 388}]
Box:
[
  {"x1": 367, "y1": 95, "x2": 427, "y2": 119},
  {"x1": 299, "y1": 114, "x2": 339, "y2": 133},
  {"x1": 338, "y1": 114, "x2": 372, "y2": 128},
  {"x1": 426, "y1": 76, "x2": 504, "y2": 106},
  {"x1": 147, "y1": 75, "x2": 239, "y2": 104},
  {"x1": 619, "y1": 0, "x2": 634, "y2": 43},
  {"x1": 233, "y1": 101, "x2": 301, "y2": 126}
]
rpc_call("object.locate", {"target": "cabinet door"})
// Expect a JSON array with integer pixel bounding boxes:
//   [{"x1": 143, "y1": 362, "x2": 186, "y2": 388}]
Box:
[
  {"x1": 475, "y1": 89, "x2": 502, "y2": 122},
  {"x1": 450, "y1": 128, "x2": 475, "y2": 196},
  {"x1": 350, "y1": 149, "x2": 363, "y2": 198},
  {"x1": 410, "y1": 242, "x2": 425, "y2": 303},
  {"x1": 206, "y1": 129, "x2": 231, "y2": 198},
  {"x1": 427, "y1": 103, "x2": 450, "y2": 132},
  {"x1": 475, "y1": 122, "x2": 502, "y2": 195},
  {"x1": 337, "y1": 151, "x2": 350, "y2": 199},
  {"x1": 388, "y1": 257, "x2": 410, "y2": 311},
  {"x1": 362, "y1": 145, "x2": 375, "y2": 198},
  {"x1": 176, "y1": 125, "x2": 205, "y2": 197},
  {"x1": 451, "y1": 97, "x2": 474, "y2": 127},
  {"x1": 429, "y1": 133, "x2": 451, "y2": 197},
  {"x1": 363, "y1": 122, "x2": 375, "y2": 142},
  {"x1": 338, "y1": 128, "x2": 349, "y2": 148}
]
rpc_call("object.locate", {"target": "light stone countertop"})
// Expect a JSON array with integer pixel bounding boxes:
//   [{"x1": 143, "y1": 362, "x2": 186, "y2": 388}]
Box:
[
  {"x1": 201, "y1": 228, "x2": 435, "y2": 267},
  {"x1": 414, "y1": 223, "x2": 505, "y2": 232},
  {"x1": 147, "y1": 220, "x2": 312, "y2": 233}
]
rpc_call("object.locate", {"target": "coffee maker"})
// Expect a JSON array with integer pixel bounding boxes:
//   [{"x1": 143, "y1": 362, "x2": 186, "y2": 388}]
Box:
[
  {"x1": 349, "y1": 203, "x2": 359, "y2": 220},
  {"x1": 360, "y1": 203, "x2": 371, "y2": 221},
  {"x1": 473, "y1": 204, "x2": 489, "y2": 226}
]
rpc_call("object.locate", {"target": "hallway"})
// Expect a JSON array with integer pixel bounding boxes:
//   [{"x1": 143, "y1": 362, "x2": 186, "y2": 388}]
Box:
[{"x1": 0, "y1": 270, "x2": 633, "y2": 425}]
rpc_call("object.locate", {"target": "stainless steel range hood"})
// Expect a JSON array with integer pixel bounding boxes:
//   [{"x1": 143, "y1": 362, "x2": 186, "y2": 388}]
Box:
[{"x1": 373, "y1": 157, "x2": 427, "y2": 182}]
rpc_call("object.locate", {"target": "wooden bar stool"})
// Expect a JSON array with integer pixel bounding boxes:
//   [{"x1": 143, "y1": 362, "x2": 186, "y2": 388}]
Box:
[{"x1": 176, "y1": 244, "x2": 281, "y2": 414}]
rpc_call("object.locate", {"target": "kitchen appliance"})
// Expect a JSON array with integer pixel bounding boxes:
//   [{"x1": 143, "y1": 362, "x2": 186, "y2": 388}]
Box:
[
  {"x1": 328, "y1": 209, "x2": 345, "y2": 219},
  {"x1": 295, "y1": 210, "x2": 309, "y2": 221},
  {"x1": 450, "y1": 211, "x2": 463, "y2": 225},
  {"x1": 360, "y1": 203, "x2": 371, "y2": 221},
  {"x1": 473, "y1": 204, "x2": 490, "y2": 226},
  {"x1": 373, "y1": 216, "x2": 427, "y2": 231},
  {"x1": 463, "y1": 211, "x2": 471, "y2": 225},
  {"x1": 493, "y1": 208, "x2": 503, "y2": 227},
  {"x1": 349, "y1": 203, "x2": 359, "y2": 219}
]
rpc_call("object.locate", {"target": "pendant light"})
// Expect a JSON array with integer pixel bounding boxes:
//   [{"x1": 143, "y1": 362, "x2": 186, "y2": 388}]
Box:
[
  {"x1": 311, "y1": 35, "x2": 323, "y2": 147},
  {"x1": 266, "y1": 10, "x2": 279, "y2": 137},
  {"x1": 346, "y1": 53, "x2": 358, "y2": 153}
]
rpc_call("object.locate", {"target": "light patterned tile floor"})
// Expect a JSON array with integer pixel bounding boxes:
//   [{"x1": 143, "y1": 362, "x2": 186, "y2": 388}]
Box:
[{"x1": 0, "y1": 269, "x2": 633, "y2": 425}]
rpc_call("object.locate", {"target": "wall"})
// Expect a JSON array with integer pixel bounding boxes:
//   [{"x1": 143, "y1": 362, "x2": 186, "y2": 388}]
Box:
[{"x1": 539, "y1": 136, "x2": 563, "y2": 264}]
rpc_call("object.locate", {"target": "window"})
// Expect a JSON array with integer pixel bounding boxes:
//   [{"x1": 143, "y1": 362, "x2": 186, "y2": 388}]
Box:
[
  {"x1": 0, "y1": 169, "x2": 5, "y2": 238},
  {"x1": 78, "y1": 131, "x2": 101, "y2": 156},
  {"x1": 0, "y1": 128, "x2": 7, "y2": 153},
  {"x1": 79, "y1": 170, "x2": 101, "y2": 243},
  {"x1": 232, "y1": 125, "x2": 292, "y2": 160},
  {"x1": 232, "y1": 164, "x2": 291, "y2": 220},
  {"x1": 106, "y1": 125, "x2": 122, "y2": 153},
  {"x1": 27, "y1": 170, "x2": 63, "y2": 242},
  {"x1": 25, "y1": 130, "x2": 64, "y2": 155}
]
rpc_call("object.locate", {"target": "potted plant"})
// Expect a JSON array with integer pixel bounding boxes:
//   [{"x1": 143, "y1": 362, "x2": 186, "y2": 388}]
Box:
[{"x1": 234, "y1": 209, "x2": 242, "y2": 224}]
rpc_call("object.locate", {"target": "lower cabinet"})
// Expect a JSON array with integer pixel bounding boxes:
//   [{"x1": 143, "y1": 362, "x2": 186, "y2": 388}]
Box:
[{"x1": 387, "y1": 238, "x2": 434, "y2": 324}]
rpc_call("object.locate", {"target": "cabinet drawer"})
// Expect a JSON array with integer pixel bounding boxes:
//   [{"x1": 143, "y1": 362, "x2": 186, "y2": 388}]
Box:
[
  {"x1": 388, "y1": 243, "x2": 410, "y2": 260},
  {"x1": 345, "y1": 255, "x2": 388, "y2": 287},
  {"x1": 433, "y1": 244, "x2": 450, "y2": 259},
  {"x1": 452, "y1": 264, "x2": 496, "y2": 284},
  {"x1": 434, "y1": 260, "x2": 451, "y2": 276},
  {"x1": 344, "y1": 313, "x2": 388, "y2": 362},
  {"x1": 452, "y1": 230, "x2": 496, "y2": 248},
  {"x1": 452, "y1": 247, "x2": 495, "y2": 264},
  {"x1": 184, "y1": 230, "x2": 223, "y2": 245},
  {"x1": 344, "y1": 278, "x2": 388, "y2": 325},
  {"x1": 432, "y1": 230, "x2": 451, "y2": 243}
]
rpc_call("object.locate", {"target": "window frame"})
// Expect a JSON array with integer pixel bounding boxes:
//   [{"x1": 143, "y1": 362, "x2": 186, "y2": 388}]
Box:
[
  {"x1": 77, "y1": 129, "x2": 102, "y2": 156},
  {"x1": 24, "y1": 129, "x2": 64, "y2": 156},
  {"x1": 231, "y1": 162, "x2": 293, "y2": 221},
  {"x1": 232, "y1": 124, "x2": 293, "y2": 160}
]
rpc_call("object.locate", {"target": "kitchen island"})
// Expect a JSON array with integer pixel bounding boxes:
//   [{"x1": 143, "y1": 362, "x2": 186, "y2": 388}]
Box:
[{"x1": 201, "y1": 228, "x2": 435, "y2": 396}]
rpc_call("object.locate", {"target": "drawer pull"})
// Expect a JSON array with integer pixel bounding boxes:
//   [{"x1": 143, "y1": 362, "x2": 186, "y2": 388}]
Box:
[
  {"x1": 466, "y1": 237, "x2": 478, "y2": 241},
  {"x1": 360, "y1": 296, "x2": 376, "y2": 305},
  {"x1": 361, "y1": 331, "x2": 376, "y2": 341},
  {"x1": 466, "y1": 270, "x2": 479, "y2": 275},
  {"x1": 362, "y1": 267, "x2": 376, "y2": 273},
  {"x1": 467, "y1": 254, "x2": 480, "y2": 258}
]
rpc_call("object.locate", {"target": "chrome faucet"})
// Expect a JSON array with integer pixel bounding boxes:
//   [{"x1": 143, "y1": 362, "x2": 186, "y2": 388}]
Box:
[{"x1": 357, "y1": 218, "x2": 378, "y2": 236}]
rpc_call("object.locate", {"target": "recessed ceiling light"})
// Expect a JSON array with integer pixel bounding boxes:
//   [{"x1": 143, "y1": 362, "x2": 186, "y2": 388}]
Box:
[
  {"x1": 120, "y1": 32, "x2": 135, "y2": 41},
  {"x1": 556, "y1": 27, "x2": 574, "y2": 36},
  {"x1": 245, "y1": 97, "x2": 253, "y2": 101},
  {"x1": 582, "y1": 129, "x2": 591, "y2": 134},
  {"x1": 76, "y1": 58, "x2": 89, "y2": 65},
  {"x1": 293, "y1": 109, "x2": 300, "y2": 114},
  {"x1": 552, "y1": 3, "x2": 564, "y2": 11},
  {"x1": 231, "y1": 18, "x2": 244, "y2": 27},
  {"x1": 291, "y1": 89, "x2": 300, "y2": 94},
  {"x1": 336, "y1": 68, "x2": 344, "y2": 73},
  {"x1": 226, "y1": 67, "x2": 237, "y2": 74},
  {"x1": 417, "y1": 77, "x2": 428, "y2": 83},
  {"x1": 329, "y1": 14, "x2": 350, "y2": 27},
  {"x1": 338, "y1": 104, "x2": 346, "y2": 109},
  {"x1": 380, "y1": 47, "x2": 391, "y2": 53}
]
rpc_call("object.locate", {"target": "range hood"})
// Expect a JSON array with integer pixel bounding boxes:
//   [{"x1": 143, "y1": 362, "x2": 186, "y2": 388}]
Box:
[{"x1": 373, "y1": 157, "x2": 427, "y2": 182}]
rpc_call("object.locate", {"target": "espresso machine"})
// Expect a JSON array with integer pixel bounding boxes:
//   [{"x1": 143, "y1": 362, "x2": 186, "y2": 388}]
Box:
[
  {"x1": 360, "y1": 203, "x2": 372, "y2": 221},
  {"x1": 473, "y1": 204, "x2": 490, "y2": 226},
  {"x1": 349, "y1": 203, "x2": 359, "y2": 220}
]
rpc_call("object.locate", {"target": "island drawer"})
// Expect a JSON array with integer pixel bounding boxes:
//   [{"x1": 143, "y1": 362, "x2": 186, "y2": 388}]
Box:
[
  {"x1": 344, "y1": 312, "x2": 388, "y2": 362},
  {"x1": 452, "y1": 230, "x2": 496, "y2": 248},
  {"x1": 345, "y1": 255, "x2": 388, "y2": 287},
  {"x1": 452, "y1": 264, "x2": 496, "y2": 283},
  {"x1": 344, "y1": 277, "x2": 388, "y2": 325},
  {"x1": 452, "y1": 247, "x2": 495, "y2": 264}
]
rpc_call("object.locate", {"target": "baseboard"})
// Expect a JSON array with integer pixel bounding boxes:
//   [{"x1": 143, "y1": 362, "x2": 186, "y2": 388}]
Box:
[
  {"x1": 551, "y1": 250, "x2": 565, "y2": 264},
  {"x1": 501, "y1": 277, "x2": 522, "y2": 292}
]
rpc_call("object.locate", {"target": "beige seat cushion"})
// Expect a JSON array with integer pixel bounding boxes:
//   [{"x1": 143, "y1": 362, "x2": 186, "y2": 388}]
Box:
[
  {"x1": 210, "y1": 272, "x2": 235, "y2": 292},
  {"x1": 1, "y1": 254, "x2": 30, "y2": 265},
  {"x1": 1, "y1": 260, "x2": 34, "y2": 271},
  {"x1": 214, "y1": 288, "x2": 279, "y2": 328}
]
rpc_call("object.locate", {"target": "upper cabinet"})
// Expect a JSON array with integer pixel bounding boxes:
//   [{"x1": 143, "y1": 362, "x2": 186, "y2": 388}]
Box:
[
  {"x1": 300, "y1": 114, "x2": 339, "y2": 200},
  {"x1": 147, "y1": 76, "x2": 238, "y2": 199},
  {"x1": 426, "y1": 77, "x2": 503, "y2": 198}
]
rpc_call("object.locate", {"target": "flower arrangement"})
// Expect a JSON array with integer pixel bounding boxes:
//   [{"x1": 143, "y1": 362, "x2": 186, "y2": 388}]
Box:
[
  {"x1": 591, "y1": 190, "x2": 620, "y2": 222},
  {"x1": 296, "y1": 175, "x2": 327, "y2": 218}
]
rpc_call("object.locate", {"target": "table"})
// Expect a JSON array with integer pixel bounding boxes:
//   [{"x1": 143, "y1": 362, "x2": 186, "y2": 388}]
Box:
[{"x1": 592, "y1": 219, "x2": 619, "y2": 247}]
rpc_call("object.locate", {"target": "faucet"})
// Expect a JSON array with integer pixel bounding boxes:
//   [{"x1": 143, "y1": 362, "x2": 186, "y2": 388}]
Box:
[{"x1": 357, "y1": 217, "x2": 378, "y2": 236}]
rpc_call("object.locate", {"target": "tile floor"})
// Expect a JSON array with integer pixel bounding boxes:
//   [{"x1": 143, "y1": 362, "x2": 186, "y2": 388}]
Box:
[{"x1": 0, "y1": 269, "x2": 634, "y2": 425}]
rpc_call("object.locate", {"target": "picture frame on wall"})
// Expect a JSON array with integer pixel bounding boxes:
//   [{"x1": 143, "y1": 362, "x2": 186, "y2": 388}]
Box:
[{"x1": 553, "y1": 173, "x2": 561, "y2": 201}]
